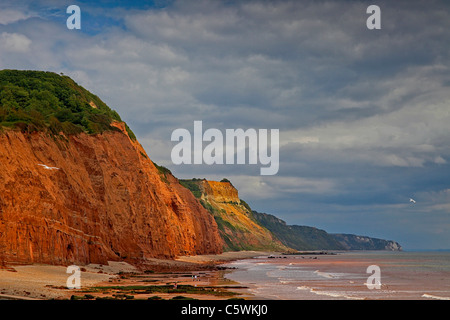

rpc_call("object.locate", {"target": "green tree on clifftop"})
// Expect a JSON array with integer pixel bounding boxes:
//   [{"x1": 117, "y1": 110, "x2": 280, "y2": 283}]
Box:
[{"x1": 0, "y1": 69, "x2": 135, "y2": 139}]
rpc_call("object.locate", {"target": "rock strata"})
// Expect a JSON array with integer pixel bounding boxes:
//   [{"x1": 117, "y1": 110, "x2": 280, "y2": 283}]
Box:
[{"x1": 0, "y1": 123, "x2": 223, "y2": 265}]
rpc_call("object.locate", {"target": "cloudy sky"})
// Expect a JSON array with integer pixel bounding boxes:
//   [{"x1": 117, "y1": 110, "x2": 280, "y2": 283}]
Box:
[{"x1": 1, "y1": 0, "x2": 450, "y2": 250}]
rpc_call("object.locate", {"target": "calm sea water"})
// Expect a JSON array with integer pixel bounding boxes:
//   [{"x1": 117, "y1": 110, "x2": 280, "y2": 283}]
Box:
[{"x1": 223, "y1": 251, "x2": 450, "y2": 300}]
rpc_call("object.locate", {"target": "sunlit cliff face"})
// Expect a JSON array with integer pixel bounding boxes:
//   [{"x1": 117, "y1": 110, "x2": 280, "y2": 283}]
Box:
[{"x1": 0, "y1": 124, "x2": 222, "y2": 265}]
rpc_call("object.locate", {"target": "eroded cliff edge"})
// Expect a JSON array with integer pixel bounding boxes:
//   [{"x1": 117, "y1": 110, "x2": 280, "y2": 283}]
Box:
[
  {"x1": 179, "y1": 178, "x2": 402, "y2": 252},
  {"x1": 179, "y1": 179, "x2": 289, "y2": 252},
  {"x1": 0, "y1": 122, "x2": 223, "y2": 266}
]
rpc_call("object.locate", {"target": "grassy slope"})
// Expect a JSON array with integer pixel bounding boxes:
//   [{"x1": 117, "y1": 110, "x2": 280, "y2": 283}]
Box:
[
  {"x1": 252, "y1": 211, "x2": 345, "y2": 251},
  {"x1": 0, "y1": 69, "x2": 136, "y2": 139}
]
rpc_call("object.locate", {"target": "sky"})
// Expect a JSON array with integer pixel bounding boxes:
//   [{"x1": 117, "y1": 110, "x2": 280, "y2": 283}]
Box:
[{"x1": 1, "y1": 0, "x2": 450, "y2": 250}]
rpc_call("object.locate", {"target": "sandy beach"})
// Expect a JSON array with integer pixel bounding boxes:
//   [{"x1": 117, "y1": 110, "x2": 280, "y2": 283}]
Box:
[
  {"x1": 2, "y1": 251, "x2": 448, "y2": 300},
  {"x1": 0, "y1": 251, "x2": 272, "y2": 300}
]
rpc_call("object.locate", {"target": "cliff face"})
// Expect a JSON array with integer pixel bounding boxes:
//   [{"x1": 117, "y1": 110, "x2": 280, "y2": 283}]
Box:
[
  {"x1": 252, "y1": 211, "x2": 345, "y2": 251},
  {"x1": 0, "y1": 70, "x2": 401, "y2": 266},
  {"x1": 202, "y1": 181, "x2": 240, "y2": 204},
  {"x1": 180, "y1": 179, "x2": 289, "y2": 252},
  {"x1": 0, "y1": 123, "x2": 223, "y2": 265},
  {"x1": 253, "y1": 211, "x2": 402, "y2": 251},
  {"x1": 332, "y1": 234, "x2": 402, "y2": 251}
]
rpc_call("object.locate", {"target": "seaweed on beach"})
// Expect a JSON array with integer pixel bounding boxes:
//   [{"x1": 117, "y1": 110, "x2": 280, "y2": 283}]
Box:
[{"x1": 83, "y1": 284, "x2": 239, "y2": 297}]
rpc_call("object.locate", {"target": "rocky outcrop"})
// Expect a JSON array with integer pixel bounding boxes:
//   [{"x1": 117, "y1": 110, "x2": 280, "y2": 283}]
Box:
[
  {"x1": 252, "y1": 211, "x2": 345, "y2": 250},
  {"x1": 201, "y1": 180, "x2": 240, "y2": 204},
  {"x1": 0, "y1": 123, "x2": 223, "y2": 266},
  {"x1": 0, "y1": 69, "x2": 401, "y2": 267},
  {"x1": 180, "y1": 179, "x2": 289, "y2": 252},
  {"x1": 331, "y1": 234, "x2": 402, "y2": 251},
  {"x1": 253, "y1": 211, "x2": 402, "y2": 251}
]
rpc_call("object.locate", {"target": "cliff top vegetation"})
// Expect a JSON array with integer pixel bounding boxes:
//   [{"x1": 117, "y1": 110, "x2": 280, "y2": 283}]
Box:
[{"x1": 0, "y1": 69, "x2": 135, "y2": 139}]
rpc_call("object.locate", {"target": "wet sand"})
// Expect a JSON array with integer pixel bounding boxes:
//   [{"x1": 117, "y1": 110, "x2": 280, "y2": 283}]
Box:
[
  {"x1": 0, "y1": 251, "x2": 271, "y2": 300},
  {"x1": 0, "y1": 264, "x2": 112, "y2": 300},
  {"x1": 4, "y1": 251, "x2": 448, "y2": 300}
]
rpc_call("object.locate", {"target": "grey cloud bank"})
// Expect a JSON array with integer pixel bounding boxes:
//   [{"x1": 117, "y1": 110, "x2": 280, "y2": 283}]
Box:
[{"x1": 1, "y1": 0, "x2": 450, "y2": 249}]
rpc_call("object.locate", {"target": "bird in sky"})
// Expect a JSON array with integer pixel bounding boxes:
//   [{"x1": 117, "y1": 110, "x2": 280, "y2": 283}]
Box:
[
  {"x1": 409, "y1": 198, "x2": 416, "y2": 204},
  {"x1": 37, "y1": 164, "x2": 60, "y2": 170}
]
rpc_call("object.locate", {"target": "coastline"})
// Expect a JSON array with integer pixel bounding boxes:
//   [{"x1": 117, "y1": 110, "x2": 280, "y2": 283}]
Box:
[
  {"x1": 2, "y1": 251, "x2": 447, "y2": 300},
  {"x1": 0, "y1": 251, "x2": 273, "y2": 300},
  {"x1": 221, "y1": 251, "x2": 450, "y2": 300}
]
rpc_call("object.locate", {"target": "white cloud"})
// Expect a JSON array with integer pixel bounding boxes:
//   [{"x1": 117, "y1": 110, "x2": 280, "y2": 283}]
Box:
[
  {"x1": 0, "y1": 32, "x2": 31, "y2": 52},
  {"x1": 281, "y1": 62, "x2": 450, "y2": 168},
  {"x1": 221, "y1": 175, "x2": 336, "y2": 201},
  {"x1": 1, "y1": 1, "x2": 449, "y2": 170},
  {"x1": 0, "y1": 9, "x2": 31, "y2": 25}
]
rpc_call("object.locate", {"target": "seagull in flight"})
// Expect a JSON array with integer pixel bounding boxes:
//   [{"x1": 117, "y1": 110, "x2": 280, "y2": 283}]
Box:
[
  {"x1": 409, "y1": 198, "x2": 416, "y2": 204},
  {"x1": 37, "y1": 164, "x2": 60, "y2": 170}
]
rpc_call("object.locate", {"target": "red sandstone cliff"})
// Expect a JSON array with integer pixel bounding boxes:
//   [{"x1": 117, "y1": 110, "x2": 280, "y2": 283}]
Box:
[
  {"x1": 195, "y1": 180, "x2": 289, "y2": 252},
  {"x1": 0, "y1": 123, "x2": 223, "y2": 265}
]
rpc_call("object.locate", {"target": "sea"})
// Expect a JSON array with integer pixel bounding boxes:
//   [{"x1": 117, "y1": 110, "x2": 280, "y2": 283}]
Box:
[{"x1": 223, "y1": 251, "x2": 450, "y2": 300}]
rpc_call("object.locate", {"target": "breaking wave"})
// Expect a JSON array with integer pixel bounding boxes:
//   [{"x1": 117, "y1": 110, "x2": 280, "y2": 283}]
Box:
[
  {"x1": 422, "y1": 293, "x2": 450, "y2": 300},
  {"x1": 297, "y1": 285, "x2": 365, "y2": 300}
]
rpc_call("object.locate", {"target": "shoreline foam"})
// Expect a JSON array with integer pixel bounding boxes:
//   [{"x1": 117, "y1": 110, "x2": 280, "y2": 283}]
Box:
[{"x1": 223, "y1": 251, "x2": 450, "y2": 300}]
